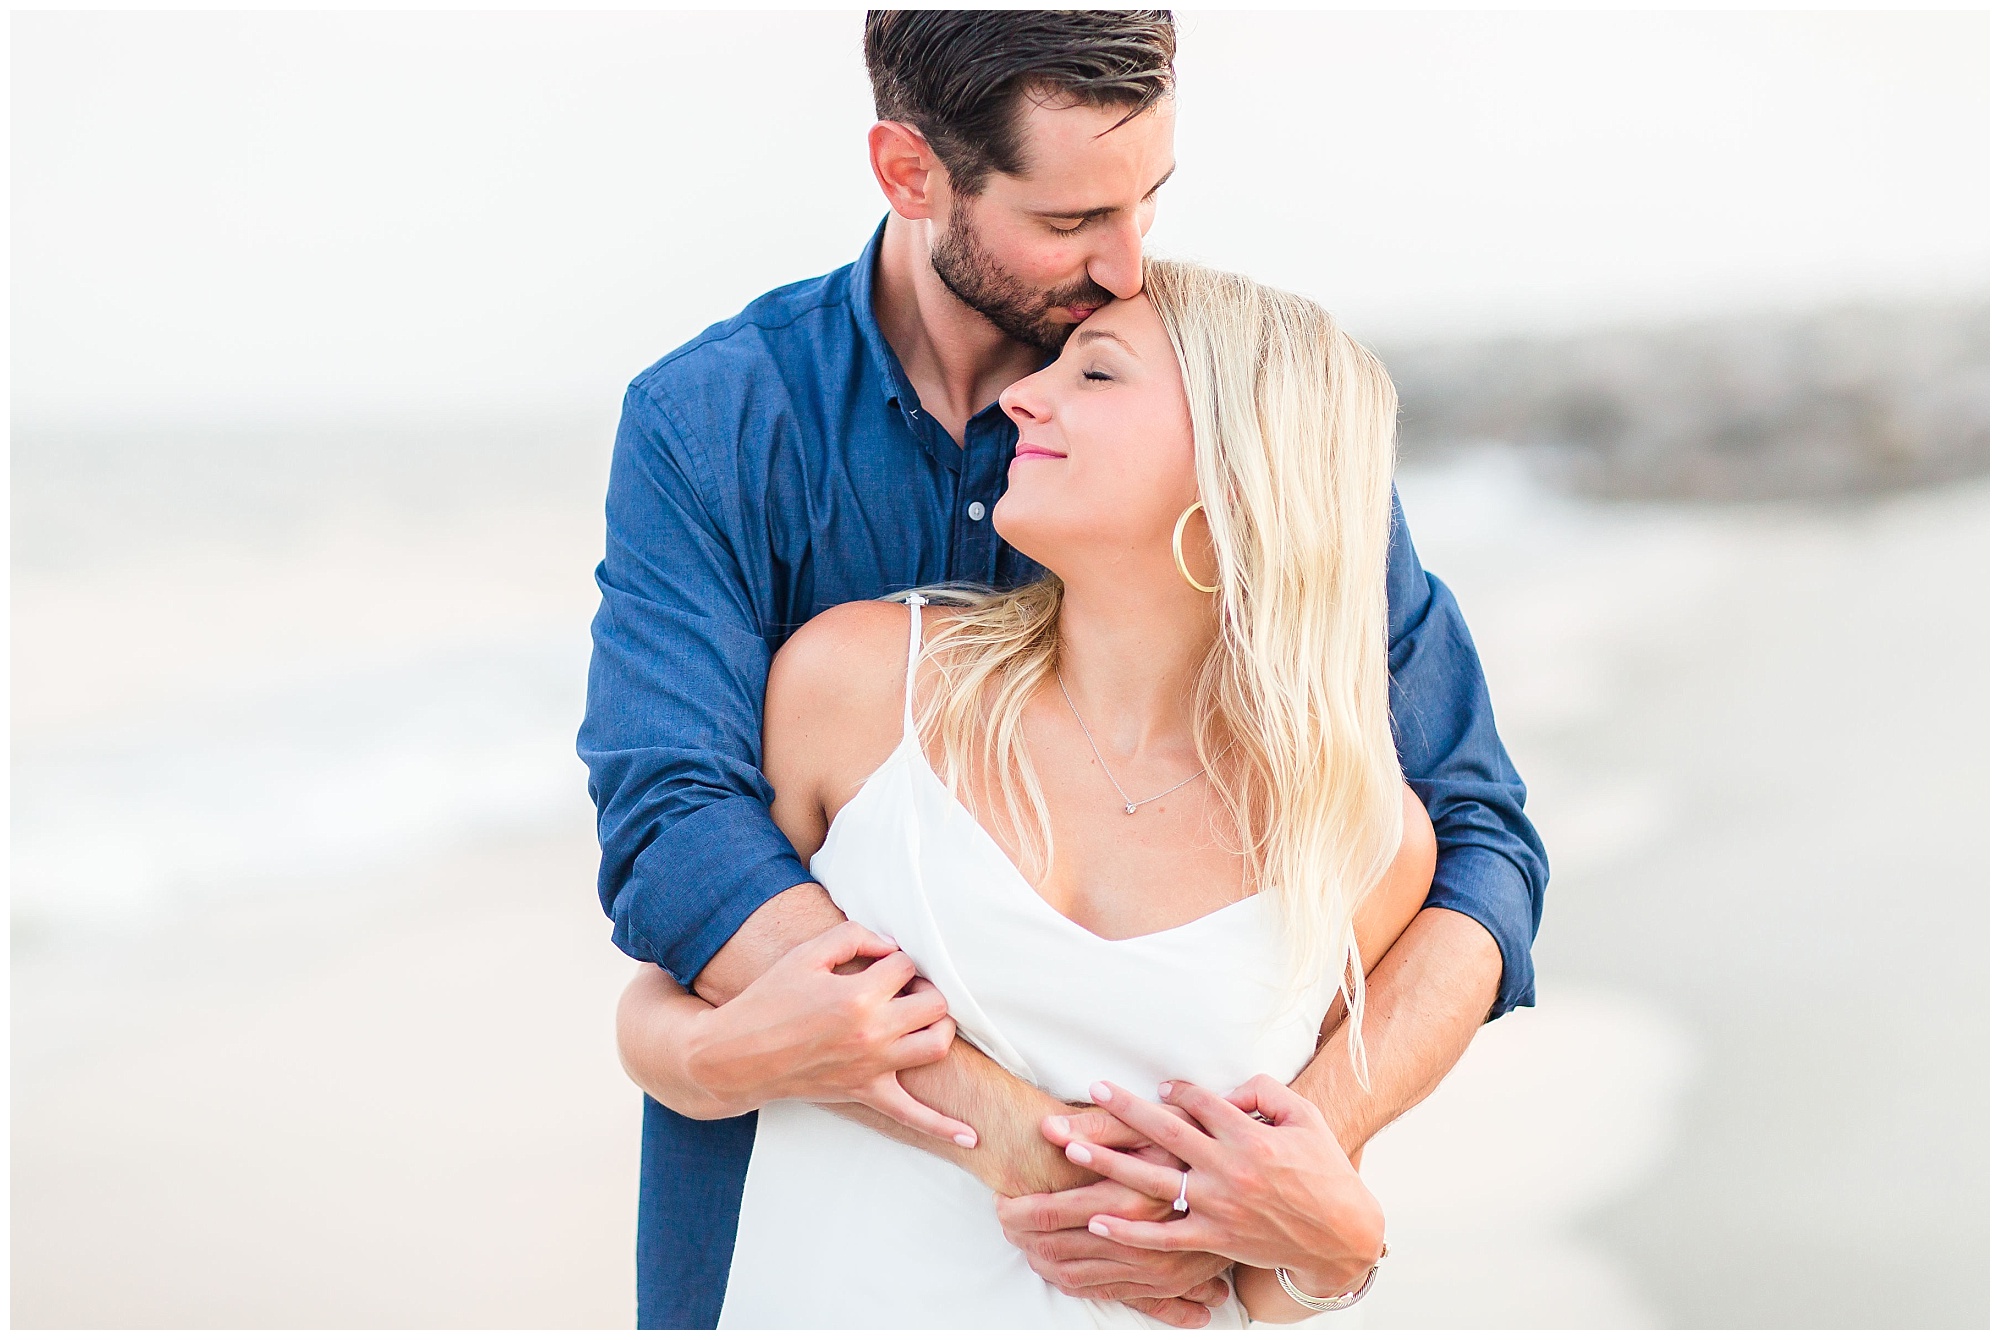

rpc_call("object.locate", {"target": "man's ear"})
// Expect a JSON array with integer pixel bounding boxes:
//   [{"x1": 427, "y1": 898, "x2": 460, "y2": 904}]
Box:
[{"x1": 868, "y1": 120, "x2": 946, "y2": 221}]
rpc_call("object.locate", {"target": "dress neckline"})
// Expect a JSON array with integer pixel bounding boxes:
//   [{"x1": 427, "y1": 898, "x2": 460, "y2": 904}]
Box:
[{"x1": 820, "y1": 731, "x2": 1269, "y2": 948}]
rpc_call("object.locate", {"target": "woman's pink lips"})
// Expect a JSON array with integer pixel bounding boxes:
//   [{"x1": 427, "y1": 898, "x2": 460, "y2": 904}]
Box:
[{"x1": 1014, "y1": 446, "x2": 1067, "y2": 462}]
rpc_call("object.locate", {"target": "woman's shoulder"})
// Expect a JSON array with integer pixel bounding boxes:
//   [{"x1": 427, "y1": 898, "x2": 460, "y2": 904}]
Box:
[
  {"x1": 770, "y1": 598, "x2": 924, "y2": 701},
  {"x1": 765, "y1": 598, "x2": 945, "y2": 769}
]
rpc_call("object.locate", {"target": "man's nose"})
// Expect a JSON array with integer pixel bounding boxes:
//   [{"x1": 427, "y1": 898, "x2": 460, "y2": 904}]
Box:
[{"x1": 1086, "y1": 217, "x2": 1146, "y2": 301}]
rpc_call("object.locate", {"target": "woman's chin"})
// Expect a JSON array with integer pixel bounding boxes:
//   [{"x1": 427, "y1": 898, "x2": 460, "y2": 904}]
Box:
[
  {"x1": 995, "y1": 527, "x2": 1099, "y2": 588},
  {"x1": 990, "y1": 512, "x2": 1056, "y2": 572}
]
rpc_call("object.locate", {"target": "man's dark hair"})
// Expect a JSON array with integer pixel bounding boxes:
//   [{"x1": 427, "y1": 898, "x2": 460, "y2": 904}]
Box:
[{"x1": 864, "y1": 10, "x2": 1176, "y2": 193}]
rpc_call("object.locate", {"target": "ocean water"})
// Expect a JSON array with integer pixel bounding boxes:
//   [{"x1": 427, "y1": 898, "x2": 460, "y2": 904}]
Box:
[{"x1": 12, "y1": 423, "x2": 611, "y2": 946}]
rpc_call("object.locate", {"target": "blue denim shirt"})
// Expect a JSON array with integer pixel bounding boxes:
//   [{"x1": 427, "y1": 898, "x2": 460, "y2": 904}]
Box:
[{"x1": 579, "y1": 221, "x2": 1548, "y2": 1328}]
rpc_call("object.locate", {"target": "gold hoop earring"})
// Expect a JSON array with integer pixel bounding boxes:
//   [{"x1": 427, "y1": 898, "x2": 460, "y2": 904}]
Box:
[{"x1": 1172, "y1": 501, "x2": 1221, "y2": 594}]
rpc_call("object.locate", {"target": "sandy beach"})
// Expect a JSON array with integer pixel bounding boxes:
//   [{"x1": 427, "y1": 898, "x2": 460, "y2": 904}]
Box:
[{"x1": 10, "y1": 459, "x2": 1987, "y2": 1328}]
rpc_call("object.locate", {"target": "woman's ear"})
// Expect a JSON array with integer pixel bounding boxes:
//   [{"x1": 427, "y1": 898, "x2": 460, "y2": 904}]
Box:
[{"x1": 868, "y1": 120, "x2": 945, "y2": 221}]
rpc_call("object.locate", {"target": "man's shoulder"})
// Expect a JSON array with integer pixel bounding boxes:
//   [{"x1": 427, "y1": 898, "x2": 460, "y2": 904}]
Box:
[{"x1": 628, "y1": 261, "x2": 861, "y2": 412}]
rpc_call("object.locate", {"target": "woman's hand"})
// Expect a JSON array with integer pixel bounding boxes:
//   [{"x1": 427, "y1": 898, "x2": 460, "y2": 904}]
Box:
[
  {"x1": 1058, "y1": 1076, "x2": 1385, "y2": 1307},
  {"x1": 617, "y1": 922, "x2": 976, "y2": 1147}
]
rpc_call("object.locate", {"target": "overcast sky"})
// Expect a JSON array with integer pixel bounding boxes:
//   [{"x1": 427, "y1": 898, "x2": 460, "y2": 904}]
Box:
[{"x1": 12, "y1": 9, "x2": 1987, "y2": 432}]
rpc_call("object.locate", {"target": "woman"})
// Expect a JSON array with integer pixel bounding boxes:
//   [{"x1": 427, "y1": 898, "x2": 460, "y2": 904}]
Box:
[{"x1": 627, "y1": 261, "x2": 1434, "y2": 1327}]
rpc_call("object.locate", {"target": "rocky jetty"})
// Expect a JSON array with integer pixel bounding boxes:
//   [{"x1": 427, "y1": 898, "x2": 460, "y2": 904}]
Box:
[{"x1": 1386, "y1": 299, "x2": 1989, "y2": 501}]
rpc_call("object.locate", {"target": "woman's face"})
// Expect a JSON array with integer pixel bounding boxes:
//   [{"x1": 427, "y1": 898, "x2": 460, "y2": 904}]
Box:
[{"x1": 992, "y1": 293, "x2": 1200, "y2": 581}]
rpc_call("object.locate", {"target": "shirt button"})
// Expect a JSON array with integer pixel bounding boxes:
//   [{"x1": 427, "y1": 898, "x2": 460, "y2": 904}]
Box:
[{"x1": 966, "y1": 501, "x2": 987, "y2": 522}]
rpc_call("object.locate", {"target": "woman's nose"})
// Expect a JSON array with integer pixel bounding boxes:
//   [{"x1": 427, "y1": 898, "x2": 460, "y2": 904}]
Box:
[{"x1": 999, "y1": 373, "x2": 1051, "y2": 427}]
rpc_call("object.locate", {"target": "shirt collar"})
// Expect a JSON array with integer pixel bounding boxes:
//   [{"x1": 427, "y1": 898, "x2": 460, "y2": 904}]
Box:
[{"x1": 847, "y1": 217, "x2": 926, "y2": 414}]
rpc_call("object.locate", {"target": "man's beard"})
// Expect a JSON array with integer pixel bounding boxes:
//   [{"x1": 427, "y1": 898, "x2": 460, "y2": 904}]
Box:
[{"x1": 930, "y1": 206, "x2": 1116, "y2": 355}]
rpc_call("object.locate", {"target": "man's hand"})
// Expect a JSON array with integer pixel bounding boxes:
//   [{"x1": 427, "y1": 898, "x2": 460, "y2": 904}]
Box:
[
  {"x1": 619, "y1": 921, "x2": 977, "y2": 1146},
  {"x1": 998, "y1": 1174, "x2": 1232, "y2": 1328},
  {"x1": 992, "y1": 1109, "x2": 1231, "y2": 1328},
  {"x1": 688, "y1": 922, "x2": 972, "y2": 1142}
]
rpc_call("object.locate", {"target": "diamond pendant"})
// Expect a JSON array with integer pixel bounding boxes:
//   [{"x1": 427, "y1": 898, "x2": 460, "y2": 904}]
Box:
[{"x1": 1123, "y1": 803, "x2": 1138, "y2": 815}]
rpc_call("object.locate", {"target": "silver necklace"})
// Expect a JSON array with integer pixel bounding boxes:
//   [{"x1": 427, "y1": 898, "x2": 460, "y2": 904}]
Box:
[{"x1": 1054, "y1": 669, "x2": 1209, "y2": 815}]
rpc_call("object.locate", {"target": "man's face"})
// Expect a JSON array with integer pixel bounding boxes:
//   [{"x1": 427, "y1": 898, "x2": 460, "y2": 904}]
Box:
[{"x1": 930, "y1": 94, "x2": 1176, "y2": 353}]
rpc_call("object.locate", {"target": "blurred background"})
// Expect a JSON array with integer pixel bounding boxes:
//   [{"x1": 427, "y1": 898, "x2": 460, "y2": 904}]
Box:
[{"x1": 11, "y1": 9, "x2": 1988, "y2": 1328}]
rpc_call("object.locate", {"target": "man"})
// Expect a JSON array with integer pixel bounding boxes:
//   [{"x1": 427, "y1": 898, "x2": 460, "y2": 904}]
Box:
[{"x1": 580, "y1": 11, "x2": 1546, "y2": 1329}]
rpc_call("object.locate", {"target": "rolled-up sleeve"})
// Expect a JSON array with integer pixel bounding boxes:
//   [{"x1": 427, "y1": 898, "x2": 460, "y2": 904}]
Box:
[
  {"x1": 1385, "y1": 489, "x2": 1549, "y2": 1017},
  {"x1": 578, "y1": 381, "x2": 812, "y2": 985}
]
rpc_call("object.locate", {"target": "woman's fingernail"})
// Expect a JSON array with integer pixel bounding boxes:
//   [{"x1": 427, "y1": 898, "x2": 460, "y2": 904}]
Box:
[
  {"x1": 1158, "y1": 1082, "x2": 1174, "y2": 1098},
  {"x1": 1089, "y1": 1081, "x2": 1112, "y2": 1103},
  {"x1": 954, "y1": 1132, "x2": 978, "y2": 1149},
  {"x1": 1088, "y1": 1219, "x2": 1111, "y2": 1237},
  {"x1": 1066, "y1": 1141, "x2": 1092, "y2": 1165},
  {"x1": 1047, "y1": 1116, "x2": 1070, "y2": 1139}
]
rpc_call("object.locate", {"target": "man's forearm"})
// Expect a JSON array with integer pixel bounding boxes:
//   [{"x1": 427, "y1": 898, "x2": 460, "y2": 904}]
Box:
[
  {"x1": 691, "y1": 881, "x2": 846, "y2": 1005},
  {"x1": 618, "y1": 967, "x2": 751, "y2": 1121},
  {"x1": 690, "y1": 880, "x2": 1090, "y2": 1194},
  {"x1": 1294, "y1": 906, "x2": 1502, "y2": 1155}
]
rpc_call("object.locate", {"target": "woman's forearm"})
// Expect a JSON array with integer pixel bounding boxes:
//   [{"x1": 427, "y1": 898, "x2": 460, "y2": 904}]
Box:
[
  {"x1": 1233, "y1": 1267, "x2": 1297, "y2": 1324},
  {"x1": 1234, "y1": 1261, "x2": 1371, "y2": 1324},
  {"x1": 897, "y1": 1040, "x2": 1095, "y2": 1196}
]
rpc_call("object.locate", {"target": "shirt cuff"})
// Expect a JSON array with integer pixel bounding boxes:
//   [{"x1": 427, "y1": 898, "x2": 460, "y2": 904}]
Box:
[
  {"x1": 1422, "y1": 842, "x2": 1539, "y2": 1019},
  {"x1": 613, "y1": 793, "x2": 815, "y2": 987}
]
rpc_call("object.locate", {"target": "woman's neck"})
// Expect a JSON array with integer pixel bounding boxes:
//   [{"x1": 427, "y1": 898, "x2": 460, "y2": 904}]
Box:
[{"x1": 1051, "y1": 572, "x2": 1215, "y2": 761}]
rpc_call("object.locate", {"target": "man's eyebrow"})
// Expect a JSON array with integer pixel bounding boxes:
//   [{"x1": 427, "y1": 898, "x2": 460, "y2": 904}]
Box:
[
  {"x1": 1032, "y1": 164, "x2": 1177, "y2": 221},
  {"x1": 1075, "y1": 329, "x2": 1138, "y2": 354}
]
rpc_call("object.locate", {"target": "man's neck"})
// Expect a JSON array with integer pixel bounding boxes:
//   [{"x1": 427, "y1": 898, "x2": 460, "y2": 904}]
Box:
[{"x1": 873, "y1": 214, "x2": 1046, "y2": 446}]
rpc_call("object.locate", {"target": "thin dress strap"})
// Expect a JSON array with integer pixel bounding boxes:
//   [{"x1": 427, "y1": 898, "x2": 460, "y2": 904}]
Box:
[{"x1": 901, "y1": 593, "x2": 927, "y2": 738}]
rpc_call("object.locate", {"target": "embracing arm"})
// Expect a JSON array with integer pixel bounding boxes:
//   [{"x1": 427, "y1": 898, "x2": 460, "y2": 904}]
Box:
[
  {"x1": 663, "y1": 878, "x2": 1091, "y2": 1195},
  {"x1": 1224, "y1": 905, "x2": 1498, "y2": 1321},
  {"x1": 583, "y1": 383, "x2": 1006, "y2": 1149},
  {"x1": 1382, "y1": 486, "x2": 1547, "y2": 1019},
  {"x1": 618, "y1": 909, "x2": 1086, "y2": 1188},
  {"x1": 1293, "y1": 906, "x2": 1499, "y2": 1155},
  {"x1": 580, "y1": 381, "x2": 1058, "y2": 1160},
  {"x1": 612, "y1": 596, "x2": 1094, "y2": 1191},
  {"x1": 579, "y1": 379, "x2": 819, "y2": 985}
]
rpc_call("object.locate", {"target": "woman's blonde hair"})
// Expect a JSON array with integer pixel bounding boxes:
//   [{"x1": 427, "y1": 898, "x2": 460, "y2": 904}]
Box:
[{"x1": 906, "y1": 259, "x2": 1404, "y2": 1084}]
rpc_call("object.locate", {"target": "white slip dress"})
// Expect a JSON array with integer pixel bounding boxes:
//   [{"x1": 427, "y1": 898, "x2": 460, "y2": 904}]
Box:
[{"x1": 718, "y1": 596, "x2": 1351, "y2": 1329}]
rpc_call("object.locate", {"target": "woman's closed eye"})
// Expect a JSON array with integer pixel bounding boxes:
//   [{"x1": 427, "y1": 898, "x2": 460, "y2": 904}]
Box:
[{"x1": 1082, "y1": 368, "x2": 1114, "y2": 383}]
